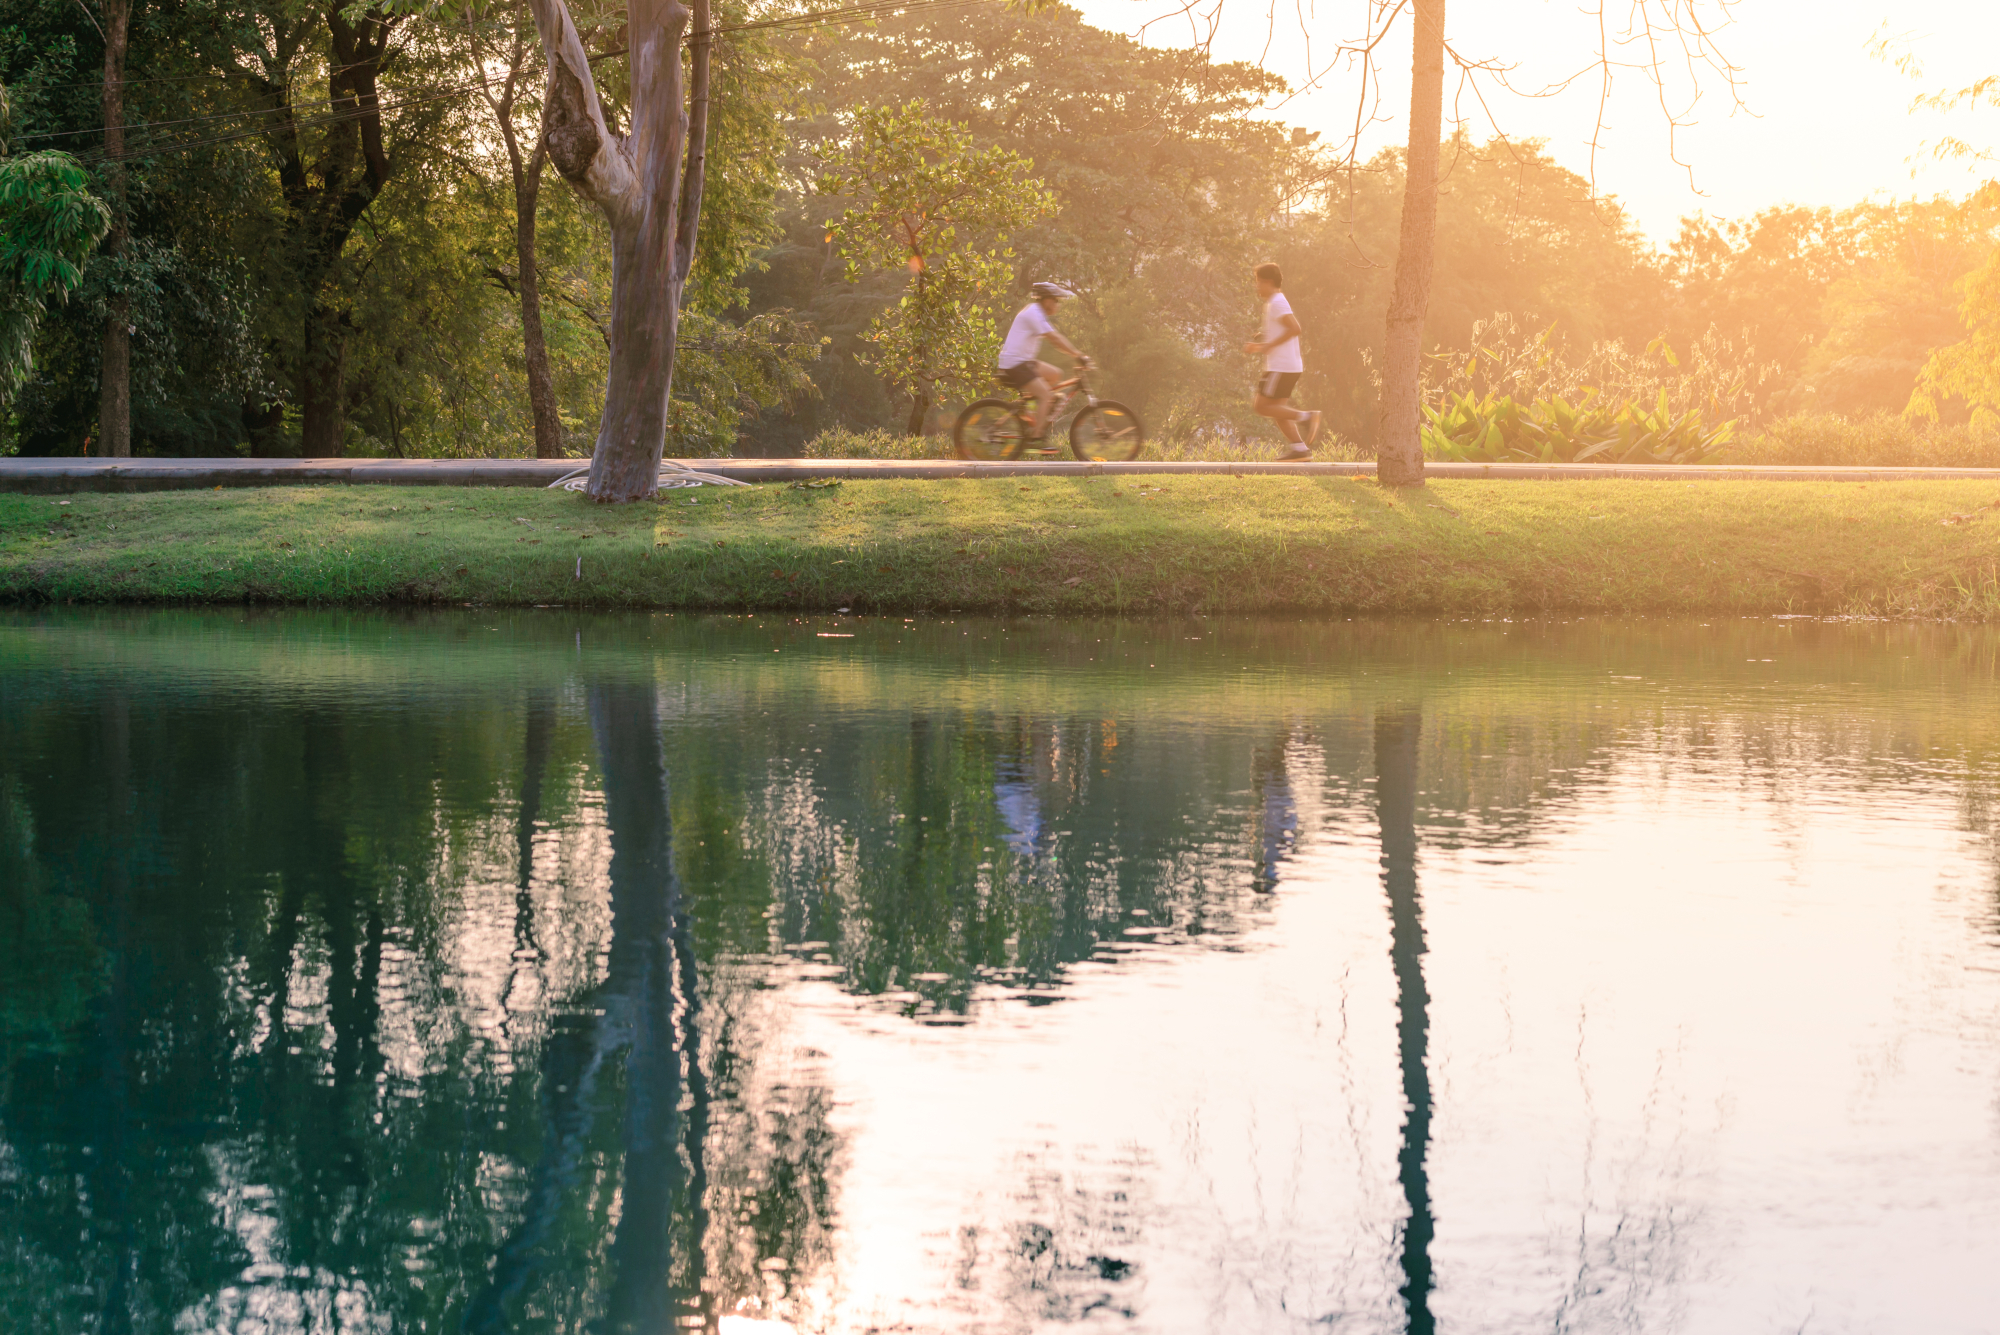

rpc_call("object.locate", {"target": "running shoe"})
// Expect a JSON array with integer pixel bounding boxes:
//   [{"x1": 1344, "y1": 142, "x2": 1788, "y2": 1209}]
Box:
[{"x1": 1274, "y1": 442, "x2": 1313, "y2": 462}]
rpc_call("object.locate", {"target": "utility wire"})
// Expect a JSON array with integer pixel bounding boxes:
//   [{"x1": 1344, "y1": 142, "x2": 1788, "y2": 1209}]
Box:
[{"x1": 29, "y1": 0, "x2": 998, "y2": 160}]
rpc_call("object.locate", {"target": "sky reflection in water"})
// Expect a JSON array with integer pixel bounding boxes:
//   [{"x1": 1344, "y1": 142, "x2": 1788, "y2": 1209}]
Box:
[{"x1": 2, "y1": 610, "x2": 1998, "y2": 1334}]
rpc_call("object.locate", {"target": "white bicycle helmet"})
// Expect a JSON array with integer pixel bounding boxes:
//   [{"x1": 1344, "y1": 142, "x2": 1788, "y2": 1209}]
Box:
[{"x1": 1029, "y1": 282, "x2": 1074, "y2": 300}]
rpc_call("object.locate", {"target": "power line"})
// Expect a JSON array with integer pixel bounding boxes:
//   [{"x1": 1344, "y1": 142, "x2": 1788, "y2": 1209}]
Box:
[
  {"x1": 13, "y1": 0, "x2": 996, "y2": 91},
  {"x1": 47, "y1": 0, "x2": 1003, "y2": 167}
]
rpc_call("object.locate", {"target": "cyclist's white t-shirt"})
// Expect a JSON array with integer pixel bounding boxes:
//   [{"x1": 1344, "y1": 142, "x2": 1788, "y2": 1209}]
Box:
[
  {"x1": 1262, "y1": 292, "x2": 1304, "y2": 373},
  {"x1": 1000, "y1": 303, "x2": 1056, "y2": 367}
]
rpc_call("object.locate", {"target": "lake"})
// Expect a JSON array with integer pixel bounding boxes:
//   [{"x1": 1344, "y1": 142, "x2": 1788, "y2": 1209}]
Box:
[{"x1": 3, "y1": 609, "x2": 1997, "y2": 1334}]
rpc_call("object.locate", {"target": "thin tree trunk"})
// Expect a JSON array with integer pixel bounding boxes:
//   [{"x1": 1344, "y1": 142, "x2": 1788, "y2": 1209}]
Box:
[
  {"x1": 517, "y1": 147, "x2": 565, "y2": 458},
  {"x1": 906, "y1": 391, "x2": 929, "y2": 436},
  {"x1": 1378, "y1": 0, "x2": 1445, "y2": 488},
  {"x1": 95, "y1": 0, "x2": 131, "y2": 459}
]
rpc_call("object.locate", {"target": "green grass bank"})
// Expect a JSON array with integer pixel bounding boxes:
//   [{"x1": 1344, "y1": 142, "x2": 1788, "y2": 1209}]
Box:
[{"x1": 7, "y1": 476, "x2": 2000, "y2": 617}]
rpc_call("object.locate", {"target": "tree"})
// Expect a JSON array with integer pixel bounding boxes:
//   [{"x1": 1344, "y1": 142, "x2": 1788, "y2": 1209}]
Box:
[
  {"x1": 524, "y1": 0, "x2": 716, "y2": 501},
  {"x1": 95, "y1": 0, "x2": 130, "y2": 457},
  {"x1": 1377, "y1": 0, "x2": 1444, "y2": 487},
  {"x1": 1219, "y1": 0, "x2": 1745, "y2": 484},
  {"x1": 0, "y1": 84, "x2": 110, "y2": 409},
  {"x1": 228, "y1": 2, "x2": 412, "y2": 456},
  {"x1": 748, "y1": 5, "x2": 1300, "y2": 450},
  {"x1": 463, "y1": 0, "x2": 565, "y2": 458},
  {"x1": 1907, "y1": 191, "x2": 2000, "y2": 427},
  {"x1": 818, "y1": 101, "x2": 1053, "y2": 435}
]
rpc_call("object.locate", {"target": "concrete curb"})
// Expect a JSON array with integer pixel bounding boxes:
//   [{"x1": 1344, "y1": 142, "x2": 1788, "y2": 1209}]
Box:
[{"x1": 7, "y1": 456, "x2": 2000, "y2": 492}]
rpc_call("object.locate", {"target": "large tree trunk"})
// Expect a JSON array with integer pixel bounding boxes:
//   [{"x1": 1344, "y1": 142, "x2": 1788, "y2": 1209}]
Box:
[
  {"x1": 531, "y1": 0, "x2": 712, "y2": 502},
  {"x1": 905, "y1": 391, "x2": 930, "y2": 437},
  {"x1": 95, "y1": 0, "x2": 131, "y2": 459},
  {"x1": 592, "y1": 208, "x2": 683, "y2": 496},
  {"x1": 270, "y1": 6, "x2": 394, "y2": 458},
  {"x1": 299, "y1": 306, "x2": 348, "y2": 456},
  {"x1": 1378, "y1": 0, "x2": 1445, "y2": 488}
]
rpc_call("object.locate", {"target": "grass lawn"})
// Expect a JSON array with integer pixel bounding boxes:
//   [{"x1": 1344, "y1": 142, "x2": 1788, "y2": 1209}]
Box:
[{"x1": 6, "y1": 475, "x2": 2000, "y2": 617}]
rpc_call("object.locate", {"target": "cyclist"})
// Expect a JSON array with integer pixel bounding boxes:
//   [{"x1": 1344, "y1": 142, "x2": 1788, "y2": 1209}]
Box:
[
  {"x1": 998, "y1": 282, "x2": 1090, "y2": 445},
  {"x1": 1243, "y1": 262, "x2": 1321, "y2": 460}
]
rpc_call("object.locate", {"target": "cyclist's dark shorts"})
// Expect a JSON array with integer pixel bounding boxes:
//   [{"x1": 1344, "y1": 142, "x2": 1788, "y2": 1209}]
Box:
[
  {"x1": 1257, "y1": 372, "x2": 1302, "y2": 400},
  {"x1": 998, "y1": 362, "x2": 1043, "y2": 389}
]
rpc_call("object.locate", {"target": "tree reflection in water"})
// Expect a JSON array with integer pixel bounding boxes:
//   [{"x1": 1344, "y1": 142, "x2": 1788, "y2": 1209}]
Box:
[
  {"x1": 8, "y1": 612, "x2": 1998, "y2": 1331},
  {"x1": 1377, "y1": 709, "x2": 1434, "y2": 1335}
]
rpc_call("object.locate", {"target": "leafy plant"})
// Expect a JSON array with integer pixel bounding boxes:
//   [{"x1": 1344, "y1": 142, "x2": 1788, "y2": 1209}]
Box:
[
  {"x1": 1421, "y1": 387, "x2": 1735, "y2": 464},
  {"x1": 0, "y1": 84, "x2": 110, "y2": 410}
]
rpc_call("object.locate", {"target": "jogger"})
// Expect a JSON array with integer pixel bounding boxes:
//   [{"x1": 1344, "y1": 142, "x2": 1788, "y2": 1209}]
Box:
[{"x1": 1243, "y1": 263, "x2": 1321, "y2": 461}]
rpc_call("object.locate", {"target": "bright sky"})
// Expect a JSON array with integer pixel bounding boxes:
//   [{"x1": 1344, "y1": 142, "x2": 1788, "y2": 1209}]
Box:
[{"x1": 1068, "y1": 0, "x2": 2000, "y2": 244}]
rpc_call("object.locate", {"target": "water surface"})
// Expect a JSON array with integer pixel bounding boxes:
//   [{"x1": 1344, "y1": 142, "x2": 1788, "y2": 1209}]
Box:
[{"x1": 3, "y1": 610, "x2": 1998, "y2": 1333}]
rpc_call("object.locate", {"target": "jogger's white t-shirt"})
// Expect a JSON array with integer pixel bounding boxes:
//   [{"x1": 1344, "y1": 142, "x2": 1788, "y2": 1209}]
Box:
[{"x1": 1262, "y1": 292, "x2": 1304, "y2": 373}]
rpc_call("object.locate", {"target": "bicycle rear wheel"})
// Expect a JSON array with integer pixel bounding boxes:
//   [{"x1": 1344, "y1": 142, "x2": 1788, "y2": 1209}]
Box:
[
  {"x1": 1069, "y1": 401, "x2": 1145, "y2": 461},
  {"x1": 954, "y1": 399, "x2": 1027, "y2": 460}
]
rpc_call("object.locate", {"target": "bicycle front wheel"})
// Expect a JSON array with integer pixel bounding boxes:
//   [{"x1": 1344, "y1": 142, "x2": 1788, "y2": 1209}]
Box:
[
  {"x1": 1069, "y1": 401, "x2": 1145, "y2": 461},
  {"x1": 954, "y1": 399, "x2": 1027, "y2": 460}
]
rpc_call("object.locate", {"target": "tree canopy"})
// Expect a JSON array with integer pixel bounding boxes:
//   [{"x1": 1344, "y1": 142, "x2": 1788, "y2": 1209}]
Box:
[{"x1": 0, "y1": 1, "x2": 1996, "y2": 460}]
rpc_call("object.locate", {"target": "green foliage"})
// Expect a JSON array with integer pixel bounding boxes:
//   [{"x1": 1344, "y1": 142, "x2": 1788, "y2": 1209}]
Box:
[
  {"x1": 0, "y1": 110, "x2": 109, "y2": 407},
  {"x1": 1414, "y1": 316, "x2": 1759, "y2": 463},
  {"x1": 1730, "y1": 412, "x2": 2000, "y2": 468},
  {"x1": 1907, "y1": 186, "x2": 2000, "y2": 427},
  {"x1": 818, "y1": 100, "x2": 1054, "y2": 422},
  {"x1": 1422, "y1": 388, "x2": 1734, "y2": 464},
  {"x1": 669, "y1": 308, "x2": 824, "y2": 456},
  {"x1": 742, "y1": 5, "x2": 1295, "y2": 449},
  {"x1": 796, "y1": 425, "x2": 939, "y2": 459}
]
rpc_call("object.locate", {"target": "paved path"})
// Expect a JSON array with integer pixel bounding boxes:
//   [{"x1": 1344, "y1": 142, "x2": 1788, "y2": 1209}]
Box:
[{"x1": 6, "y1": 456, "x2": 2000, "y2": 492}]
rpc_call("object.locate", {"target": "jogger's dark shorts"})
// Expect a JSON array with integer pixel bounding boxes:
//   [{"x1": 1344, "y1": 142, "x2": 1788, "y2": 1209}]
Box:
[
  {"x1": 999, "y1": 362, "x2": 1042, "y2": 389},
  {"x1": 1257, "y1": 372, "x2": 1301, "y2": 400}
]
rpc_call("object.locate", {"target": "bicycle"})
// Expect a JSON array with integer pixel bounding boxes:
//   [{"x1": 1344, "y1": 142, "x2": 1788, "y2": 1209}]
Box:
[{"x1": 952, "y1": 360, "x2": 1145, "y2": 461}]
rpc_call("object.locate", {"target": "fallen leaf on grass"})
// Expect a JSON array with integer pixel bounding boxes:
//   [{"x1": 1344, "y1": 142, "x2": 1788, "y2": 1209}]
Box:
[
  {"x1": 878, "y1": 566, "x2": 892, "y2": 573},
  {"x1": 1062, "y1": 576, "x2": 1084, "y2": 586}
]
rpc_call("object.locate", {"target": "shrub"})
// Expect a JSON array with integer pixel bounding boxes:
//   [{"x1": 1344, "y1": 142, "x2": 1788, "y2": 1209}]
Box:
[
  {"x1": 1727, "y1": 412, "x2": 2000, "y2": 467},
  {"x1": 795, "y1": 427, "x2": 943, "y2": 459},
  {"x1": 1422, "y1": 389, "x2": 1734, "y2": 464}
]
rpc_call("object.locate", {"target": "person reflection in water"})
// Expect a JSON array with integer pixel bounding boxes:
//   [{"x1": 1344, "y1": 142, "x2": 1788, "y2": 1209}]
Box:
[
  {"x1": 1252, "y1": 729, "x2": 1301, "y2": 894},
  {"x1": 994, "y1": 719, "x2": 1051, "y2": 861}
]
